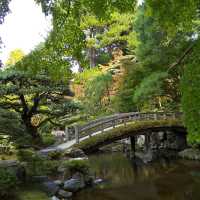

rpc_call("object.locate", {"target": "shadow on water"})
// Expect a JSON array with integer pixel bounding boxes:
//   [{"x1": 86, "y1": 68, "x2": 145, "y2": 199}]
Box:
[{"x1": 74, "y1": 153, "x2": 200, "y2": 200}]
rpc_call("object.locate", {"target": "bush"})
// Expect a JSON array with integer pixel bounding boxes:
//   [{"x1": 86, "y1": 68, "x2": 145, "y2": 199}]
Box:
[
  {"x1": 62, "y1": 159, "x2": 90, "y2": 175},
  {"x1": 17, "y1": 149, "x2": 36, "y2": 162},
  {"x1": 0, "y1": 168, "x2": 18, "y2": 199},
  {"x1": 15, "y1": 134, "x2": 32, "y2": 149},
  {"x1": 41, "y1": 160, "x2": 60, "y2": 175},
  {"x1": 17, "y1": 149, "x2": 59, "y2": 177},
  {"x1": 42, "y1": 134, "x2": 56, "y2": 146},
  {"x1": 48, "y1": 150, "x2": 62, "y2": 160}
]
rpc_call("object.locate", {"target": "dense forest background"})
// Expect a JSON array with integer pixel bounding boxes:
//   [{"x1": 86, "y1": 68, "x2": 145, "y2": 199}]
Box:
[{"x1": 0, "y1": 0, "x2": 200, "y2": 147}]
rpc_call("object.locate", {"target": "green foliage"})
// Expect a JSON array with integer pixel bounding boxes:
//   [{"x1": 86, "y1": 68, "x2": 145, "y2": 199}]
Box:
[
  {"x1": 84, "y1": 72, "x2": 113, "y2": 114},
  {"x1": 146, "y1": 0, "x2": 198, "y2": 35},
  {"x1": 17, "y1": 149, "x2": 37, "y2": 162},
  {"x1": 0, "y1": 168, "x2": 17, "y2": 199},
  {"x1": 42, "y1": 134, "x2": 56, "y2": 147},
  {"x1": 96, "y1": 52, "x2": 111, "y2": 65},
  {"x1": 133, "y1": 5, "x2": 185, "y2": 111},
  {"x1": 74, "y1": 67, "x2": 102, "y2": 84},
  {"x1": 45, "y1": 0, "x2": 136, "y2": 69},
  {"x1": 181, "y1": 55, "x2": 200, "y2": 146},
  {"x1": 62, "y1": 159, "x2": 90, "y2": 175},
  {"x1": 17, "y1": 149, "x2": 59, "y2": 176},
  {"x1": 133, "y1": 71, "x2": 168, "y2": 110},
  {"x1": 112, "y1": 62, "x2": 144, "y2": 113},
  {"x1": 48, "y1": 150, "x2": 62, "y2": 160},
  {"x1": 0, "y1": 108, "x2": 25, "y2": 140},
  {"x1": 15, "y1": 43, "x2": 71, "y2": 81},
  {"x1": 0, "y1": 135, "x2": 14, "y2": 154},
  {"x1": 0, "y1": 67, "x2": 76, "y2": 141}
]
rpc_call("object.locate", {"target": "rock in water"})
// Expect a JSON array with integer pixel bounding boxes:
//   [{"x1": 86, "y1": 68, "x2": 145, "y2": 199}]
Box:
[
  {"x1": 42, "y1": 181, "x2": 59, "y2": 196},
  {"x1": 64, "y1": 178, "x2": 85, "y2": 192}
]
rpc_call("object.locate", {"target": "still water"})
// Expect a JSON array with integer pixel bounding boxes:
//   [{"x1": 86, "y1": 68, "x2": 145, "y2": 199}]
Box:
[{"x1": 74, "y1": 153, "x2": 200, "y2": 200}]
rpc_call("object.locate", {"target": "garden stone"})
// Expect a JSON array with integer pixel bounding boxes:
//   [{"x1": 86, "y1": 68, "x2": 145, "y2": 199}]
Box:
[
  {"x1": 42, "y1": 181, "x2": 59, "y2": 196},
  {"x1": 64, "y1": 177, "x2": 85, "y2": 192},
  {"x1": 54, "y1": 180, "x2": 63, "y2": 186},
  {"x1": 66, "y1": 148, "x2": 86, "y2": 158},
  {"x1": 94, "y1": 178, "x2": 104, "y2": 185},
  {"x1": 51, "y1": 196, "x2": 60, "y2": 200},
  {"x1": 69, "y1": 157, "x2": 88, "y2": 161},
  {"x1": 58, "y1": 189, "x2": 72, "y2": 198},
  {"x1": 179, "y1": 148, "x2": 200, "y2": 160}
]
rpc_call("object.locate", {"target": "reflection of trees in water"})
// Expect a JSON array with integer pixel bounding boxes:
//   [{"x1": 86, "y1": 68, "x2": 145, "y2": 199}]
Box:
[{"x1": 76, "y1": 153, "x2": 200, "y2": 200}]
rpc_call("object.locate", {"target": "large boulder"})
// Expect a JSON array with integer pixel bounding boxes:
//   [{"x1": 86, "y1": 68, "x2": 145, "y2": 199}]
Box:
[
  {"x1": 64, "y1": 177, "x2": 85, "y2": 192},
  {"x1": 64, "y1": 148, "x2": 86, "y2": 158}
]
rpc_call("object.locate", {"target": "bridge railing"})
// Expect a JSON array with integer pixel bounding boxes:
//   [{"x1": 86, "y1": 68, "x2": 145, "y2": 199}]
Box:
[{"x1": 65, "y1": 112, "x2": 182, "y2": 144}]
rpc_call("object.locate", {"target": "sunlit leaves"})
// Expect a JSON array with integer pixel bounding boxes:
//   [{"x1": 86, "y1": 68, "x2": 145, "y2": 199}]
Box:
[{"x1": 5, "y1": 49, "x2": 25, "y2": 67}]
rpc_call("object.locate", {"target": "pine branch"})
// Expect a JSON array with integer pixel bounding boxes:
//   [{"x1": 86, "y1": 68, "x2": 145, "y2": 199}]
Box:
[{"x1": 168, "y1": 42, "x2": 195, "y2": 71}]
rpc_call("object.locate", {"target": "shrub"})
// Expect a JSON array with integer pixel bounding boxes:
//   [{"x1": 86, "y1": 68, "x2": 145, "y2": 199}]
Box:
[
  {"x1": 17, "y1": 148, "x2": 36, "y2": 162},
  {"x1": 42, "y1": 134, "x2": 56, "y2": 146},
  {"x1": 48, "y1": 150, "x2": 62, "y2": 160},
  {"x1": 15, "y1": 134, "x2": 32, "y2": 149},
  {"x1": 41, "y1": 160, "x2": 60, "y2": 175},
  {"x1": 17, "y1": 149, "x2": 59, "y2": 177},
  {"x1": 0, "y1": 168, "x2": 18, "y2": 199},
  {"x1": 62, "y1": 159, "x2": 90, "y2": 175}
]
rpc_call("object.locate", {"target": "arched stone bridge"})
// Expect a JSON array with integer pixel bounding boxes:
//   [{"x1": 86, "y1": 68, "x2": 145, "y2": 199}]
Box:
[{"x1": 41, "y1": 112, "x2": 186, "y2": 154}]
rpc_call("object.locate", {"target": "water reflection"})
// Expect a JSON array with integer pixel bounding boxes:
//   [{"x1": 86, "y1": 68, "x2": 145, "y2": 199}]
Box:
[{"x1": 74, "y1": 153, "x2": 200, "y2": 200}]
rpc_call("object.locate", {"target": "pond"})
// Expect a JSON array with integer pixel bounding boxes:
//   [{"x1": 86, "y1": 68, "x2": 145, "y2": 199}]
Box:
[{"x1": 74, "y1": 153, "x2": 200, "y2": 200}]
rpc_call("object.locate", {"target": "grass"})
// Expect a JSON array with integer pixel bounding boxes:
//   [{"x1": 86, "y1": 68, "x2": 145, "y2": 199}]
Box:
[{"x1": 76, "y1": 119, "x2": 184, "y2": 152}]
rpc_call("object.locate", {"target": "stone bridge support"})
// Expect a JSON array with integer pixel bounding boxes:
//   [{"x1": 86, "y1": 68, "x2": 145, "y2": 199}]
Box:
[
  {"x1": 130, "y1": 136, "x2": 136, "y2": 158},
  {"x1": 144, "y1": 134, "x2": 151, "y2": 153}
]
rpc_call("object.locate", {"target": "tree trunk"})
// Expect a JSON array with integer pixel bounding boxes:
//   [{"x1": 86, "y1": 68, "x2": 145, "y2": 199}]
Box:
[
  {"x1": 89, "y1": 47, "x2": 96, "y2": 68},
  {"x1": 22, "y1": 115, "x2": 40, "y2": 141}
]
